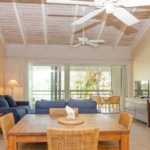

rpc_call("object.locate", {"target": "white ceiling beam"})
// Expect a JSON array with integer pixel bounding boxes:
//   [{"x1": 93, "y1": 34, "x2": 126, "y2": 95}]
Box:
[
  {"x1": 93, "y1": 11, "x2": 107, "y2": 51},
  {"x1": 130, "y1": 14, "x2": 150, "y2": 51},
  {"x1": 70, "y1": 5, "x2": 78, "y2": 51},
  {"x1": 12, "y1": 0, "x2": 28, "y2": 49},
  {"x1": 97, "y1": 11, "x2": 108, "y2": 40},
  {"x1": 0, "y1": 27, "x2": 7, "y2": 49},
  {"x1": 41, "y1": 0, "x2": 48, "y2": 50},
  {"x1": 112, "y1": 8, "x2": 136, "y2": 51},
  {"x1": 112, "y1": 24, "x2": 127, "y2": 51}
]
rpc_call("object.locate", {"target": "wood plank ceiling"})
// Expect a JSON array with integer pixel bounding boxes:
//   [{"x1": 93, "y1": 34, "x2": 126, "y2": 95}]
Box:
[{"x1": 0, "y1": 0, "x2": 150, "y2": 50}]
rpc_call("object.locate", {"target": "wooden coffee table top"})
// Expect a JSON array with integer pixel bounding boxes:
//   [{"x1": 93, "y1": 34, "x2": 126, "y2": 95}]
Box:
[
  {"x1": 0, "y1": 113, "x2": 3, "y2": 117},
  {"x1": 8, "y1": 114, "x2": 129, "y2": 136}
]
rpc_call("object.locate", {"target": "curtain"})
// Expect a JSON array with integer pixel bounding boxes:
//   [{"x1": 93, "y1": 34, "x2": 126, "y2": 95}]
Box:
[{"x1": 5, "y1": 58, "x2": 33, "y2": 103}]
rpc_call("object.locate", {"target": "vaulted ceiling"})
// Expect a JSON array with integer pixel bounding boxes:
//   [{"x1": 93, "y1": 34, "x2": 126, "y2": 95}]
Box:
[{"x1": 0, "y1": 0, "x2": 150, "y2": 51}]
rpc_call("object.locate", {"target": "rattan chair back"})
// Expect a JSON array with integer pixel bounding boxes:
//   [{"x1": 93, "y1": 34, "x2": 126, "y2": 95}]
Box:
[
  {"x1": 47, "y1": 126, "x2": 100, "y2": 150},
  {"x1": 49, "y1": 108, "x2": 78, "y2": 115},
  {"x1": 109, "y1": 96, "x2": 120, "y2": 104},
  {"x1": 0, "y1": 113, "x2": 15, "y2": 150},
  {"x1": 98, "y1": 111, "x2": 133, "y2": 149},
  {"x1": 89, "y1": 94, "x2": 94, "y2": 100},
  {"x1": 118, "y1": 111, "x2": 133, "y2": 130},
  {"x1": 93, "y1": 96, "x2": 102, "y2": 104}
]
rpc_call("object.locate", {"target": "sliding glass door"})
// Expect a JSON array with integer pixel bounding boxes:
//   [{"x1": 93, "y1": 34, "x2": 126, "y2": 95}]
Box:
[
  {"x1": 30, "y1": 64, "x2": 123, "y2": 110},
  {"x1": 32, "y1": 65, "x2": 64, "y2": 106}
]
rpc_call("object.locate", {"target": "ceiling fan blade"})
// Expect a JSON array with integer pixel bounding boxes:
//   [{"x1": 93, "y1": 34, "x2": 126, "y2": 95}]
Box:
[
  {"x1": 113, "y1": 8, "x2": 139, "y2": 26},
  {"x1": 77, "y1": 37, "x2": 84, "y2": 43},
  {"x1": 85, "y1": 41, "x2": 99, "y2": 48},
  {"x1": 122, "y1": 0, "x2": 150, "y2": 7},
  {"x1": 74, "y1": 43, "x2": 82, "y2": 48},
  {"x1": 72, "y1": 8, "x2": 105, "y2": 26},
  {"x1": 89, "y1": 40, "x2": 105, "y2": 43},
  {"x1": 46, "y1": 0, "x2": 94, "y2": 6}
]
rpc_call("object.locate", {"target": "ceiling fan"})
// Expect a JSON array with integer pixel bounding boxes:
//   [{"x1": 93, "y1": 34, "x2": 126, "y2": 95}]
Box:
[
  {"x1": 46, "y1": 0, "x2": 150, "y2": 26},
  {"x1": 74, "y1": 8, "x2": 105, "y2": 48}
]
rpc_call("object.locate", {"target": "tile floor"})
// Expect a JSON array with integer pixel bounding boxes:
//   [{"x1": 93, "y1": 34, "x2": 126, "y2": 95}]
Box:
[{"x1": 1, "y1": 114, "x2": 150, "y2": 150}]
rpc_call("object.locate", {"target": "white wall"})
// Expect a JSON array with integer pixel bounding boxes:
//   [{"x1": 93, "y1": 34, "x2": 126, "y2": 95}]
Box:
[
  {"x1": 0, "y1": 39, "x2": 6, "y2": 94},
  {"x1": 7, "y1": 45, "x2": 131, "y2": 63},
  {"x1": 132, "y1": 26, "x2": 150, "y2": 96}
]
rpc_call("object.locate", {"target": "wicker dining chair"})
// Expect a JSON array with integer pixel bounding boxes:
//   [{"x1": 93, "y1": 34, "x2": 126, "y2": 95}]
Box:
[
  {"x1": 0, "y1": 113, "x2": 46, "y2": 150},
  {"x1": 93, "y1": 96, "x2": 103, "y2": 110},
  {"x1": 109, "y1": 96, "x2": 120, "y2": 110},
  {"x1": 0, "y1": 113, "x2": 15, "y2": 150},
  {"x1": 98, "y1": 111, "x2": 133, "y2": 150},
  {"x1": 47, "y1": 126, "x2": 100, "y2": 150},
  {"x1": 49, "y1": 108, "x2": 78, "y2": 115},
  {"x1": 89, "y1": 94, "x2": 94, "y2": 100}
]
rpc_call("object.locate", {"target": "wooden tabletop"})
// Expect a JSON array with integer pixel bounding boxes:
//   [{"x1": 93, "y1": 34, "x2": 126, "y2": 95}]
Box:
[{"x1": 8, "y1": 114, "x2": 129, "y2": 136}]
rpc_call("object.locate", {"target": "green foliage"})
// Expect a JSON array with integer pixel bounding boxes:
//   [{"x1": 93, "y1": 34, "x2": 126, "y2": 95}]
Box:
[{"x1": 73, "y1": 71, "x2": 109, "y2": 99}]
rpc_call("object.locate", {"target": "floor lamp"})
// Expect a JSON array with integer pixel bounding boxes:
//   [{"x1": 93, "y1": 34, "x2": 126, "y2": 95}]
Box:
[{"x1": 6, "y1": 79, "x2": 20, "y2": 97}]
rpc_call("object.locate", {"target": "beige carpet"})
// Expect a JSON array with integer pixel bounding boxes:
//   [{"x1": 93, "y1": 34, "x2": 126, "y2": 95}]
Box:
[{"x1": 0, "y1": 134, "x2": 47, "y2": 150}]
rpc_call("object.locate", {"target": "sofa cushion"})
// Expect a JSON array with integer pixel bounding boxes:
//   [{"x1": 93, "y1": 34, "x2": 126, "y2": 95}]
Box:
[
  {"x1": 16, "y1": 105, "x2": 31, "y2": 113},
  {"x1": 35, "y1": 109, "x2": 49, "y2": 114},
  {"x1": 35, "y1": 100, "x2": 66, "y2": 109},
  {"x1": 15, "y1": 108, "x2": 26, "y2": 122},
  {"x1": 41, "y1": 99, "x2": 48, "y2": 101},
  {"x1": 29, "y1": 109, "x2": 36, "y2": 114},
  {"x1": 70, "y1": 98, "x2": 92, "y2": 101},
  {"x1": 67, "y1": 100, "x2": 96, "y2": 109},
  {"x1": 4, "y1": 95, "x2": 17, "y2": 107},
  {"x1": 0, "y1": 96, "x2": 9, "y2": 107},
  {"x1": 79, "y1": 109, "x2": 98, "y2": 114},
  {"x1": 41, "y1": 99, "x2": 65, "y2": 101}
]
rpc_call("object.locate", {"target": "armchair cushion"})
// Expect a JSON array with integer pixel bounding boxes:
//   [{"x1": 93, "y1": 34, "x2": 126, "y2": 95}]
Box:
[
  {"x1": 4, "y1": 95, "x2": 17, "y2": 107},
  {"x1": 0, "y1": 96, "x2": 9, "y2": 107}
]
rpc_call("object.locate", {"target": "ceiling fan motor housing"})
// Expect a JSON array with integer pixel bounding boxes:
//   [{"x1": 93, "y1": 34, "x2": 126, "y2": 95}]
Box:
[{"x1": 106, "y1": 2, "x2": 114, "y2": 14}]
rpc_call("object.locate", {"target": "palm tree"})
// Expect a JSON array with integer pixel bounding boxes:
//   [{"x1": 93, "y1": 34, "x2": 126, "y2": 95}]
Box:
[
  {"x1": 74, "y1": 71, "x2": 106, "y2": 98},
  {"x1": 86, "y1": 71, "x2": 106, "y2": 95}
]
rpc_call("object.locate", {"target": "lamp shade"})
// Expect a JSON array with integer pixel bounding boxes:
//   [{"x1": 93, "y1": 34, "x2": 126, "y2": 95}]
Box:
[{"x1": 7, "y1": 79, "x2": 20, "y2": 89}]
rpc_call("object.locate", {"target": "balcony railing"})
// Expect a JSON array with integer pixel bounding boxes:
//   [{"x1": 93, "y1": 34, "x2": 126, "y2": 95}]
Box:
[
  {"x1": 32, "y1": 90, "x2": 113, "y2": 101},
  {"x1": 32, "y1": 90, "x2": 65, "y2": 101},
  {"x1": 69, "y1": 90, "x2": 113, "y2": 99}
]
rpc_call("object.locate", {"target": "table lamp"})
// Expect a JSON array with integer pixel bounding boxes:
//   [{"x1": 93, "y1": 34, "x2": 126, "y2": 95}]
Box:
[{"x1": 7, "y1": 79, "x2": 20, "y2": 96}]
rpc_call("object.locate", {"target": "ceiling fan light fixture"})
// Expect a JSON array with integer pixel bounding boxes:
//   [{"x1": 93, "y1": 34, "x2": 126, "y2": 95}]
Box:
[{"x1": 106, "y1": 3, "x2": 114, "y2": 14}]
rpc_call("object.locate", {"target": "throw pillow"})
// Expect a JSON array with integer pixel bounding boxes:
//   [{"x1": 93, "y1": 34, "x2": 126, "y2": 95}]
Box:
[
  {"x1": 4, "y1": 95, "x2": 17, "y2": 107},
  {"x1": 0, "y1": 96, "x2": 9, "y2": 107}
]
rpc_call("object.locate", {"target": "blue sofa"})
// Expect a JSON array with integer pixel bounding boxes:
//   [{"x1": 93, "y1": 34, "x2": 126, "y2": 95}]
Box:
[
  {"x1": 33, "y1": 99, "x2": 100, "y2": 114},
  {"x1": 0, "y1": 95, "x2": 30, "y2": 123}
]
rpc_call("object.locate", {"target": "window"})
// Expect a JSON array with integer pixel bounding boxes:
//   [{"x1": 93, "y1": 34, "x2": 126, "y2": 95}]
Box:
[{"x1": 69, "y1": 66, "x2": 111, "y2": 99}]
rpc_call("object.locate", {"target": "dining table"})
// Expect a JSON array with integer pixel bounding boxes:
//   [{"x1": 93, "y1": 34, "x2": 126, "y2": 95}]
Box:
[{"x1": 7, "y1": 114, "x2": 130, "y2": 150}]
